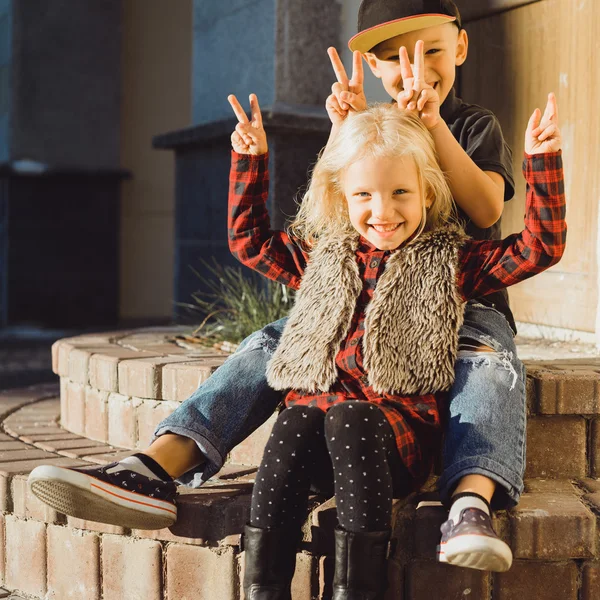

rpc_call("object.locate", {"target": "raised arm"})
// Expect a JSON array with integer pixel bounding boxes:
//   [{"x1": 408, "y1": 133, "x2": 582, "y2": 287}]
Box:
[
  {"x1": 398, "y1": 41, "x2": 506, "y2": 228},
  {"x1": 227, "y1": 94, "x2": 308, "y2": 289},
  {"x1": 459, "y1": 94, "x2": 565, "y2": 299}
]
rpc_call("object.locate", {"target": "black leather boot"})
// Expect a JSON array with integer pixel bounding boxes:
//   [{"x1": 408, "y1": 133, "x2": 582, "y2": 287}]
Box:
[
  {"x1": 242, "y1": 524, "x2": 299, "y2": 600},
  {"x1": 332, "y1": 526, "x2": 391, "y2": 600}
]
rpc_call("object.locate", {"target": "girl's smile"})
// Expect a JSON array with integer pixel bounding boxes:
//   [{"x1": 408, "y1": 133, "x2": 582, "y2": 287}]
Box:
[{"x1": 343, "y1": 154, "x2": 428, "y2": 250}]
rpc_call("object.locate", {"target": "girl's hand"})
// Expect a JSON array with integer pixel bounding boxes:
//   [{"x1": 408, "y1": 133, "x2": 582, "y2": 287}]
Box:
[
  {"x1": 397, "y1": 41, "x2": 441, "y2": 130},
  {"x1": 326, "y1": 48, "x2": 368, "y2": 127},
  {"x1": 525, "y1": 93, "x2": 562, "y2": 154},
  {"x1": 228, "y1": 93, "x2": 268, "y2": 155}
]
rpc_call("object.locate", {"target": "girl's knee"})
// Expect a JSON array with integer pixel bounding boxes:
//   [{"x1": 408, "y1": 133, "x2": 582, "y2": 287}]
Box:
[
  {"x1": 324, "y1": 402, "x2": 385, "y2": 438},
  {"x1": 274, "y1": 405, "x2": 324, "y2": 435}
]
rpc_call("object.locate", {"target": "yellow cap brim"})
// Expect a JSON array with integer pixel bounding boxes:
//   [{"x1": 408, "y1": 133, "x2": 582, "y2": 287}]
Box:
[{"x1": 348, "y1": 14, "x2": 456, "y2": 53}]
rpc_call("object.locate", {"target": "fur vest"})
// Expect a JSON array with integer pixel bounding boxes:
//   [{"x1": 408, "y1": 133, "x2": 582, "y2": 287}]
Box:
[{"x1": 266, "y1": 226, "x2": 468, "y2": 395}]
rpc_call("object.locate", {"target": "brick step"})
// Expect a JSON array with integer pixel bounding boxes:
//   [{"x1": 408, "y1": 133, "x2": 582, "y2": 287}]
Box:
[
  {"x1": 51, "y1": 331, "x2": 600, "y2": 480},
  {"x1": 0, "y1": 385, "x2": 600, "y2": 599}
]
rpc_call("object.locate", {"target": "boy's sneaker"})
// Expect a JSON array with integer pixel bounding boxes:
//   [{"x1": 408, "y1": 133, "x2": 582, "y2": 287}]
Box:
[
  {"x1": 28, "y1": 461, "x2": 178, "y2": 530},
  {"x1": 437, "y1": 507, "x2": 512, "y2": 572}
]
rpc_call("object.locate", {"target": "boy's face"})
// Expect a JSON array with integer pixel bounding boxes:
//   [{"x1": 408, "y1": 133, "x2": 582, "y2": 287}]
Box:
[
  {"x1": 343, "y1": 154, "x2": 428, "y2": 251},
  {"x1": 364, "y1": 23, "x2": 468, "y2": 106}
]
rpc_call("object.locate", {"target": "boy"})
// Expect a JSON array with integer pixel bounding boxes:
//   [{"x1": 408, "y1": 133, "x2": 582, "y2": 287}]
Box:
[{"x1": 30, "y1": 0, "x2": 544, "y2": 574}]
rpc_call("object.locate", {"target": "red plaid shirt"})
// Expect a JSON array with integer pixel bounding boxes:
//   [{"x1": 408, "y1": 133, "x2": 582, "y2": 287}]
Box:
[{"x1": 228, "y1": 151, "x2": 566, "y2": 485}]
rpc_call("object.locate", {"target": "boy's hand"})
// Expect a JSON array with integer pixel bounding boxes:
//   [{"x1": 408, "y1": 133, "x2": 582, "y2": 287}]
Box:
[
  {"x1": 227, "y1": 93, "x2": 268, "y2": 155},
  {"x1": 525, "y1": 93, "x2": 562, "y2": 154},
  {"x1": 326, "y1": 48, "x2": 367, "y2": 127},
  {"x1": 397, "y1": 41, "x2": 440, "y2": 130}
]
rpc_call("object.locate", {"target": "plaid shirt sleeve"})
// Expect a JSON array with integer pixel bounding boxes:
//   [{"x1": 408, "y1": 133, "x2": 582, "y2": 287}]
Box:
[
  {"x1": 458, "y1": 151, "x2": 566, "y2": 300},
  {"x1": 228, "y1": 151, "x2": 308, "y2": 290}
]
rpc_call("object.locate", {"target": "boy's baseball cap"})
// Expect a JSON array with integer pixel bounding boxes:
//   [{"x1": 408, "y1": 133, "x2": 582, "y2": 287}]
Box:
[{"x1": 349, "y1": 0, "x2": 461, "y2": 53}]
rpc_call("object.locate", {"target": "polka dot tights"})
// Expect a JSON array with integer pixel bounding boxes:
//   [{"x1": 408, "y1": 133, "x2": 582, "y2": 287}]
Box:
[{"x1": 250, "y1": 402, "x2": 412, "y2": 532}]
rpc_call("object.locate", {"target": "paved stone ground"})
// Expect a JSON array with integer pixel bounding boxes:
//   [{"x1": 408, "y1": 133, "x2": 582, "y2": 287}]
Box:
[{"x1": 0, "y1": 338, "x2": 56, "y2": 390}]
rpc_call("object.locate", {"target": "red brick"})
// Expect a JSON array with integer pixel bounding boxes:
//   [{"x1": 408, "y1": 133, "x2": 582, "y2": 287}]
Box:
[
  {"x1": 0, "y1": 457, "x2": 89, "y2": 511},
  {"x1": 11, "y1": 474, "x2": 63, "y2": 524},
  {"x1": 135, "y1": 488, "x2": 252, "y2": 546},
  {"x1": 118, "y1": 357, "x2": 191, "y2": 399},
  {"x1": 161, "y1": 359, "x2": 222, "y2": 402},
  {"x1": 35, "y1": 437, "x2": 106, "y2": 452},
  {"x1": 493, "y1": 560, "x2": 578, "y2": 600},
  {"x1": 523, "y1": 479, "x2": 578, "y2": 494},
  {"x1": 20, "y1": 432, "x2": 81, "y2": 443},
  {"x1": 291, "y1": 552, "x2": 315, "y2": 600},
  {"x1": 0, "y1": 456, "x2": 88, "y2": 477},
  {"x1": 108, "y1": 393, "x2": 138, "y2": 448},
  {"x1": 525, "y1": 416, "x2": 586, "y2": 478},
  {"x1": 579, "y1": 478, "x2": 600, "y2": 493},
  {"x1": 406, "y1": 559, "x2": 490, "y2": 599},
  {"x1": 582, "y1": 562, "x2": 600, "y2": 600},
  {"x1": 47, "y1": 525, "x2": 100, "y2": 600},
  {"x1": 135, "y1": 399, "x2": 179, "y2": 449},
  {"x1": 384, "y1": 558, "x2": 404, "y2": 600},
  {"x1": 166, "y1": 544, "x2": 237, "y2": 600},
  {"x1": 0, "y1": 448, "x2": 50, "y2": 462},
  {"x1": 0, "y1": 514, "x2": 4, "y2": 585},
  {"x1": 65, "y1": 380, "x2": 86, "y2": 435},
  {"x1": 59, "y1": 445, "x2": 117, "y2": 459},
  {"x1": 89, "y1": 348, "x2": 160, "y2": 393},
  {"x1": 7, "y1": 425, "x2": 66, "y2": 437},
  {"x1": 102, "y1": 535, "x2": 162, "y2": 600},
  {"x1": 85, "y1": 386, "x2": 109, "y2": 442},
  {"x1": 81, "y1": 450, "x2": 133, "y2": 465},
  {"x1": 228, "y1": 412, "x2": 277, "y2": 466},
  {"x1": 67, "y1": 516, "x2": 125, "y2": 535},
  {"x1": 4, "y1": 516, "x2": 47, "y2": 597},
  {"x1": 510, "y1": 492, "x2": 595, "y2": 559},
  {"x1": 0, "y1": 441, "x2": 28, "y2": 451},
  {"x1": 56, "y1": 336, "x2": 115, "y2": 378},
  {"x1": 60, "y1": 376, "x2": 68, "y2": 426},
  {"x1": 531, "y1": 367, "x2": 600, "y2": 414}
]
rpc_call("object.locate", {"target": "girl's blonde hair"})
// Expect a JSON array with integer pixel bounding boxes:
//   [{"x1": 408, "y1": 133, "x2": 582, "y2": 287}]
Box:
[{"x1": 290, "y1": 104, "x2": 457, "y2": 244}]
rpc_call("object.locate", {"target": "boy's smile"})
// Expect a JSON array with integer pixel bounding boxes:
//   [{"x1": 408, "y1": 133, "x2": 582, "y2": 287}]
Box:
[
  {"x1": 364, "y1": 23, "x2": 468, "y2": 107},
  {"x1": 343, "y1": 154, "x2": 428, "y2": 251}
]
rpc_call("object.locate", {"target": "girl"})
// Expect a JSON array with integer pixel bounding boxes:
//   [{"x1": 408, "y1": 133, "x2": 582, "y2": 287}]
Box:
[{"x1": 228, "y1": 93, "x2": 564, "y2": 600}]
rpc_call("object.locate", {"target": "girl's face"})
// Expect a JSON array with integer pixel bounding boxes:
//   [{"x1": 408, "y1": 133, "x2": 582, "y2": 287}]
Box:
[{"x1": 343, "y1": 154, "x2": 428, "y2": 251}]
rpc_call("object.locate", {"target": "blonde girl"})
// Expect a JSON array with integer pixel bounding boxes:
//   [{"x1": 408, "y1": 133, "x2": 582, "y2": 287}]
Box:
[{"x1": 228, "y1": 93, "x2": 564, "y2": 600}]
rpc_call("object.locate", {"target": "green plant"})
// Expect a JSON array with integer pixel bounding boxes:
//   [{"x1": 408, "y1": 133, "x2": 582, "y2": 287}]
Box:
[{"x1": 180, "y1": 259, "x2": 295, "y2": 344}]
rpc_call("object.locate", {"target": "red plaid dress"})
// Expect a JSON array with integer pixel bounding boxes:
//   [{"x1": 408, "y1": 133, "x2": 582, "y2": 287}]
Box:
[{"x1": 228, "y1": 151, "x2": 566, "y2": 487}]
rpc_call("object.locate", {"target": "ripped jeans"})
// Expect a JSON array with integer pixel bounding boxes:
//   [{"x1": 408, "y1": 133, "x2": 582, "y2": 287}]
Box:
[{"x1": 155, "y1": 302, "x2": 526, "y2": 509}]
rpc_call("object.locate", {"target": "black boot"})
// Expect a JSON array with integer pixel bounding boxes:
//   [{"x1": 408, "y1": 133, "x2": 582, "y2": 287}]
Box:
[
  {"x1": 332, "y1": 527, "x2": 391, "y2": 600},
  {"x1": 242, "y1": 524, "x2": 299, "y2": 600}
]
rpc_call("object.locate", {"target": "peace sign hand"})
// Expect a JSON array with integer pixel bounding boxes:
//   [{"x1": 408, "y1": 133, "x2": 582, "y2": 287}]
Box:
[
  {"x1": 326, "y1": 48, "x2": 368, "y2": 127},
  {"x1": 525, "y1": 93, "x2": 562, "y2": 155},
  {"x1": 227, "y1": 94, "x2": 268, "y2": 155},
  {"x1": 396, "y1": 41, "x2": 440, "y2": 130}
]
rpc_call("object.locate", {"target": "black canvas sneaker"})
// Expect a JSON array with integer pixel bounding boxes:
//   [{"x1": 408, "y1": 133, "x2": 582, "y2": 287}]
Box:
[{"x1": 28, "y1": 461, "x2": 178, "y2": 530}]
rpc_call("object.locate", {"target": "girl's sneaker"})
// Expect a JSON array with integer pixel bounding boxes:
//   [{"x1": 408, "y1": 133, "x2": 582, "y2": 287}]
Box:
[
  {"x1": 437, "y1": 507, "x2": 512, "y2": 572},
  {"x1": 27, "y1": 461, "x2": 178, "y2": 530}
]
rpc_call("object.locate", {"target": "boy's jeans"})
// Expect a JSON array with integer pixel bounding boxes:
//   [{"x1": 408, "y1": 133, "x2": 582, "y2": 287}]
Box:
[{"x1": 155, "y1": 302, "x2": 526, "y2": 508}]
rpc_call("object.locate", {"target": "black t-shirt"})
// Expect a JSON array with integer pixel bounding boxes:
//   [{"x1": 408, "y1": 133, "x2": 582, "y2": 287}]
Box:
[{"x1": 440, "y1": 88, "x2": 517, "y2": 333}]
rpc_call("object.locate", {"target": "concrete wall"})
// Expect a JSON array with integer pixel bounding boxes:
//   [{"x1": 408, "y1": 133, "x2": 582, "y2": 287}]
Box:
[
  {"x1": 119, "y1": 0, "x2": 192, "y2": 321},
  {"x1": 0, "y1": 0, "x2": 11, "y2": 164},
  {"x1": 192, "y1": 0, "x2": 276, "y2": 125},
  {"x1": 339, "y1": 0, "x2": 390, "y2": 104},
  {"x1": 10, "y1": 0, "x2": 121, "y2": 169},
  {"x1": 462, "y1": 0, "x2": 599, "y2": 338}
]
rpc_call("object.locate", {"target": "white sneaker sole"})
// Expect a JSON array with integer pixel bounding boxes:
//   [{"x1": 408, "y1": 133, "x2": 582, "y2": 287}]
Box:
[
  {"x1": 28, "y1": 465, "x2": 177, "y2": 530},
  {"x1": 439, "y1": 535, "x2": 513, "y2": 572}
]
